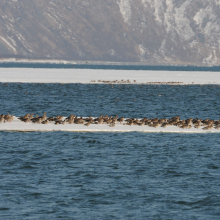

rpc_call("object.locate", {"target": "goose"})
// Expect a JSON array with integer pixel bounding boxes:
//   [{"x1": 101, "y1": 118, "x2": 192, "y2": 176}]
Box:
[
  {"x1": 161, "y1": 123, "x2": 168, "y2": 128},
  {"x1": 97, "y1": 118, "x2": 104, "y2": 124},
  {"x1": 127, "y1": 120, "x2": 134, "y2": 126},
  {"x1": 203, "y1": 125, "x2": 213, "y2": 130},
  {"x1": 138, "y1": 121, "x2": 145, "y2": 126},
  {"x1": 18, "y1": 114, "x2": 30, "y2": 120},
  {"x1": 215, "y1": 125, "x2": 220, "y2": 129},
  {"x1": 84, "y1": 122, "x2": 91, "y2": 126},
  {"x1": 39, "y1": 112, "x2": 47, "y2": 121},
  {"x1": 0, "y1": 115, "x2": 4, "y2": 123},
  {"x1": 180, "y1": 124, "x2": 188, "y2": 129},
  {"x1": 109, "y1": 122, "x2": 115, "y2": 127},
  {"x1": 42, "y1": 120, "x2": 49, "y2": 124},
  {"x1": 194, "y1": 124, "x2": 201, "y2": 129},
  {"x1": 4, "y1": 113, "x2": 11, "y2": 122},
  {"x1": 94, "y1": 114, "x2": 103, "y2": 122},
  {"x1": 23, "y1": 118, "x2": 31, "y2": 123},
  {"x1": 118, "y1": 117, "x2": 124, "y2": 124}
]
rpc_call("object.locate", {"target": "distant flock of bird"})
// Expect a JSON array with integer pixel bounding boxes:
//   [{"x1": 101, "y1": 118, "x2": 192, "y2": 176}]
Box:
[
  {"x1": 90, "y1": 79, "x2": 183, "y2": 84},
  {"x1": 1, "y1": 113, "x2": 220, "y2": 130}
]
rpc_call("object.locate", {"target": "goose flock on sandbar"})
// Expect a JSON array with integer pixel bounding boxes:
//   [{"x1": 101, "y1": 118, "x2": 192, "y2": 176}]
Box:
[{"x1": 1, "y1": 113, "x2": 220, "y2": 130}]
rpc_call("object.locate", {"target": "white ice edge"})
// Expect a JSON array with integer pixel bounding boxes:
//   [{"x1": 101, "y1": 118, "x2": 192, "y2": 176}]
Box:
[
  {"x1": 0, "y1": 68, "x2": 219, "y2": 84},
  {"x1": 0, "y1": 118, "x2": 219, "y2": 133}
]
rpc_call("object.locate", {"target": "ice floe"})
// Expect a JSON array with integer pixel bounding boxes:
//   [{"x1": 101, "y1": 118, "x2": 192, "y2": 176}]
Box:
[
  {"x1": 0, "y1": 117, "x2": 219, "y2": 133},
  {"x1": 0, "y1": 68, "x2": 220, "y2": 84}
]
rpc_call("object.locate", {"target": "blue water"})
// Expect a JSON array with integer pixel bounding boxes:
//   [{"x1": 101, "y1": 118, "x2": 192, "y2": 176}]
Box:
[
  {"x1": 1, "y1": 83, "x2": 220, "y2": 120},
  {"x1": 0, "y1": 65, "x2": 220, "y2": 219},
  {"x1": 1, "y1": 62, "x2": 220, "y2": 71},
  {"x1": 1, "y1": 132, "x2": 220, "y2": 219}
]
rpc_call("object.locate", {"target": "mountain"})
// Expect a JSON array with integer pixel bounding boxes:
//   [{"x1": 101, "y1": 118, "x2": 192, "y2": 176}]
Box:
[{"x1": 0, "y1": 0, "x2": 220, "y2": 65}]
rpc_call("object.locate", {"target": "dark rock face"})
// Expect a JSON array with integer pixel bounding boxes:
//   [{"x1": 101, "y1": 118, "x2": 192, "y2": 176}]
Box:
[{"x1": 0, "y1": 0, "x2": 219, "y2": 65}]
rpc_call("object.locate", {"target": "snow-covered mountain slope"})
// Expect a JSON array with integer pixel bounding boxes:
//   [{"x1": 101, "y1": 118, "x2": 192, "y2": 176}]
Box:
[{"x1": 0, "y1": 0, "x2": 219, "y2": 65}]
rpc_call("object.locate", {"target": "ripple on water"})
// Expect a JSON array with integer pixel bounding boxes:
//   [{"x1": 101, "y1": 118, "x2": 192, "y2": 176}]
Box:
[
  {"x1": 0, "y1": 132, "x2": 220, "y2": 219},
  {"x1": 1, "y1": 83, "x2": 220, "y2": 120},
  {"x1": 1, "y1": 83, "x2": 220, "y2": 219}
]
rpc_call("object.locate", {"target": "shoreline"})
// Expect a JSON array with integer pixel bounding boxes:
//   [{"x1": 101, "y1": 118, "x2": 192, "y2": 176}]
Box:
[{"x1": 0, "y1": 58, "x2": 216, "y2": 67}]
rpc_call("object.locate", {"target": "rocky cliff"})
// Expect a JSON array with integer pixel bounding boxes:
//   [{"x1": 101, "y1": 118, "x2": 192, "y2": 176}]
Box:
[{"x1": 0, "y1": 0, "x2": 220, "y2": 65}]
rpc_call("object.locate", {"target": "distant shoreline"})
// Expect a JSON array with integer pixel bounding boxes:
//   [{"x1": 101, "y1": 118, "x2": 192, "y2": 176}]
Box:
[{"x1": 0, "y1": 58, "x2": 217, "y2": 67}]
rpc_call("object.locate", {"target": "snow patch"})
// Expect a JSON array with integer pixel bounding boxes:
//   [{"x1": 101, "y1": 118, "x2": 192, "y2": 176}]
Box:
[
  {"x1": 138, "y1": 44, "x2": 146, "y2": 61},
  {"x1": 7, "y1": 36, "x2": 17, "y2": 47},
  {"x1": 109, "y1": 49, "x2": 115, "y2": 56},
  {"x1": 117, "y1": 0, "x2": 132, "y2": 25},
  {"x1": 159, "y1": 39, "x2": 166, "y2": 55},
  {"x1": 188, "y1": 40, "x2": 198, "y2": 48},
  {"x1": 0, "y1": 36, "x2": 17, "y2": 54},
  {"x1": 16, "y1": 33, "x2": 33, "y2": 53},
  {"x1": 213, "y1": 0, "x2": 220, "y2": 6},
  {"x1": 144, "y1": 0, "x2": 194, "y2": 41},
  {"x1": 174, "y1": 0, "x2": 195, "y2": 41},
  {"x1": 163, "y1": 0, "x2": 174, "y2": 34},
  {"x1": 142, "y1": 0, "x2": 164, "y2": 24},
  {"x1": 193, "y1": 6, "x2": 217, "y2": 27},
  {"x1": 203, "y1": 50, "x2": 219, "y2": 65}
]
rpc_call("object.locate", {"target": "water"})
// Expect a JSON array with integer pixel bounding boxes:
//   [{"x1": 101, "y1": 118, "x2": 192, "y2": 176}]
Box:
[
  {"x1": 1, "y1": 83, "x2": 220, "y2": 120},
  {"x1": 1, "y1": 132, "x2": 220, "y2": 219},
  {"x1": 1, "y1": 62, "x2": 220, "y2": 71},
  {"x1": 0, "y1": 65, "x2": 220, "y2": 219}
]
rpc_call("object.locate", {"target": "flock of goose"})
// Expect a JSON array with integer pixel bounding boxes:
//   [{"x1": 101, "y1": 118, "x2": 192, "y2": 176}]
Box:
[
  {"x1": 1, "y1": 113, "x2": 220, "y2": 130},
  {"x1": 90, "y1": 79, "x2": 183, "y2": 85},
  {"x1": 0, "y1": 113, "x2": 14, "y2": 123}
]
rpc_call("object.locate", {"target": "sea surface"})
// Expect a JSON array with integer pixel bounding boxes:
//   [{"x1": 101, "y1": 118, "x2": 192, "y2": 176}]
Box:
[
  {"x1": 0, "y1": 64, "x2": 220, "y2": 219},
  {"x1": 1, "y1": 62, "x2": 220, "y2": 71}
]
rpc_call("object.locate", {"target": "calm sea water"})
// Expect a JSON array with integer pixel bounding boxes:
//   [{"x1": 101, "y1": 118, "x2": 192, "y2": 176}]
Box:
[
  {"x1": 0, "y1": 62, "x2": 220, "y2": 71},
  {"x1": 0, "y1": 64, "x2": 220, "y2": 219}
]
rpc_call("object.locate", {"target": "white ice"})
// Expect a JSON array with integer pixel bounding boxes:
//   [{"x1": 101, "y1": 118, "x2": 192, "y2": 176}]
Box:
[
  {"x1": 0, "y1": 68, "x2": 218, "y2": 132},
  {"x1": 0, "y1": 117, "x2": 219, "y2": 133},
  {"x1": 0, "y1": 68, "x2": 219, "y2": 84}
]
